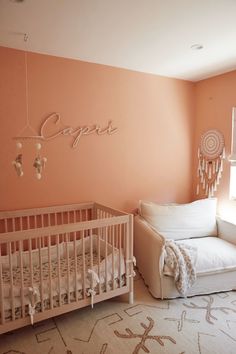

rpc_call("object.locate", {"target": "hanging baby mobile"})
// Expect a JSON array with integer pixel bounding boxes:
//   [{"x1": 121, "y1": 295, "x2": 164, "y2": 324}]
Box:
[
  {"x1": 12, "y1": 33, "x2": 47, "y2": 180},
  {"x1": 12, "y1": 142, "x2": 47, "y2": 180},
  {"x1": 196, "y1": 129, "x2": 225, "y2": 197}
]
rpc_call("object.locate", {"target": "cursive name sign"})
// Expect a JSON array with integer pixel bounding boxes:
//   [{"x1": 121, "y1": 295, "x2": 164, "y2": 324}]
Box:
[{"x1": 14, "y1": 113, "x2": 118, "y2": 148}]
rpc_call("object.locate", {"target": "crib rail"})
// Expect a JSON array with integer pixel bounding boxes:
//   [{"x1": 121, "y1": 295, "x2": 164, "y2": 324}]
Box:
[
  {"x1": 0, "y1": 202, "x2": 126, "y2": 234},
  {"x1": 0, "y1": 203, "x2": 133, "y2": 334},
  {"x1": 0, "y1": 202, "x2": 95, "y2": 234}
]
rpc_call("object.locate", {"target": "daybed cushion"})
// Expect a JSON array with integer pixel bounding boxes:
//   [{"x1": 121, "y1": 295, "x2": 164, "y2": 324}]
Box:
[
  {"x1": 163, "y1": 237, "x2": 236, "y2": 276},
  {"x1": 139, "y1": 198, "x2": 217, "y2": 240}
]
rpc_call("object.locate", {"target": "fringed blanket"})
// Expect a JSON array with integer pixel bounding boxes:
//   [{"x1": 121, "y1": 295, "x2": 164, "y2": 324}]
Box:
[{"x1": 164, "y1": 240, "x2": 197, "y2": 296}]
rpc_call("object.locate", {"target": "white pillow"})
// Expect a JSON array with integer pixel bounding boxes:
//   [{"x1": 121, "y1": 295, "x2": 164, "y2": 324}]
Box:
[{"x1": 139, "y1": 198, "x2": 217, "y2": 240}]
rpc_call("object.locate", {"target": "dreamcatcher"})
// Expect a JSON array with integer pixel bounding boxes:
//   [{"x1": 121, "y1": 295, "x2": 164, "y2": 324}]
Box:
[{"x1": 197, "y1": 129, "x2": 225, "y2": 197}]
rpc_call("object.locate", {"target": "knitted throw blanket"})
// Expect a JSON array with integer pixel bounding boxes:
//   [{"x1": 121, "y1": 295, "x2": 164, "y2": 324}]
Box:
[{"x1": 164, "y1": 240, "x2": 197, "y2": 296}]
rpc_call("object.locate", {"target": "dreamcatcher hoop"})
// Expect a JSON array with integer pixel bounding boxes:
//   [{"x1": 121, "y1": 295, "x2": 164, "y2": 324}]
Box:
[
  {"x1": 197, "y1": 129, "x2": 225, "y2": 197},
  {"x1": 200, "y1": 129, "x2": 225, "y2": 160}
]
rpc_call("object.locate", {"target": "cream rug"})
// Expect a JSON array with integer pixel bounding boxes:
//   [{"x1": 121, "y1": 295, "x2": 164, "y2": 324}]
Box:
[{"x1": 1, "y1": 273, "x2": 236, "y2": 354}]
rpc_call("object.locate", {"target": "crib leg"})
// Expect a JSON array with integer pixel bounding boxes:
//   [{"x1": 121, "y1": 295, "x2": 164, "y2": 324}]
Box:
[{"x1": 129, "y1": 291, "x2": 134, "y2": 304}]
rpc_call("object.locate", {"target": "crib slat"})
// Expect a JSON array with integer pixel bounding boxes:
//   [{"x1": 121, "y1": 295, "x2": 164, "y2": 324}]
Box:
[
  {"x1": 90, "y1": 229, "x2": 93, "y2": 269},
  {"x1": 105, "y1": 227, "x2": 108, "y2": 292},
  {"x1": 29, "y1": 238, "x2": 33, "y2": 287},
  {"x1": 66, "y1": 233, "x2": 70, "y2": 304},
  {"x1": 119, "y1": 224, "x2": 122, "y2": 288},
  {"x1": 125, "y1": 222, "x2": 129, "y2": 291},
  {"x1": 48, "y1": 236, "x2": 53, "y2": 309},
  {"x1": 97, "y1": 230, "x2": 101, "y2": 294},
  {"x1": 129, "y1": 214, "x2": 134, "y2": 304},
  {"x1": 56, "y1": 234, "x2": 61, "y2": 307},
  {"x1": 19, "y1": 240, "x2": 25, "y2": 318},
  {"x1": 9, "y1": 243, "x2": 15, "y2": 321},
  {"x1": 12, "y1": 219, "x2": 16, "y2": 253},
  {"x1": 38, "y1": 237, "x2": 44, "y2": 312},
  {"x1": 73, "y1": 232, "x2": 78, "y2": 301},
  {"x1": 112, "y1": 226, "x2": 115, "y2": 290},
  {"x1": 82, "y1": 230, "x2": 86, "y2": 299},
  {"x1": 0, "y1": 246, "x2": 5, "y2": 324},
  {"x1": 41, "y1": 215, "x2": 45, "y2": 247}
]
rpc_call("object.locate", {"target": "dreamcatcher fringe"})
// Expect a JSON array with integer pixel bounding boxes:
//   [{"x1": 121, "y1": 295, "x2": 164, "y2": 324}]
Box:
[{"x1": 196, "y1": 152, "x2": 224, "y2": 198}]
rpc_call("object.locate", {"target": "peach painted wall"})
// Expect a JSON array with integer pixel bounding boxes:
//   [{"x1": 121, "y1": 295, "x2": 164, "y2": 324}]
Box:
[
  {"x1": 0, "y1": 46, "x2": 194, "y2": 212},
  {"x1": 194, "y1": 70, "x2": 236, "y2": 221}
]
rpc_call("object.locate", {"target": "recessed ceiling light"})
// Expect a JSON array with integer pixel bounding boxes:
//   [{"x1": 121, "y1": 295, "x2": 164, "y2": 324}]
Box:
[
  {"x1": 10, "y1": 0, "x2": 25, "y2": 3},
  {"x1": 191, "y1": 44, "x2": 204, "y2": 50}
]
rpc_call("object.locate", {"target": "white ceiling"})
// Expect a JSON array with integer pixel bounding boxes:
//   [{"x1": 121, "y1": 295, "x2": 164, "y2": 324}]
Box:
[{"x1": 1, "y1": 0, "x2": 236, "y2": 82}]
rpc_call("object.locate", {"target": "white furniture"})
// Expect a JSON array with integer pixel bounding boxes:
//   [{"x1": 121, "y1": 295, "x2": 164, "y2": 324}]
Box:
[
  {"x1": 134, "y1": 199, "x2": 236, "y2": 298},
  {"x1": 0, "y1": 203, "x2": 134, "y2": 334}
]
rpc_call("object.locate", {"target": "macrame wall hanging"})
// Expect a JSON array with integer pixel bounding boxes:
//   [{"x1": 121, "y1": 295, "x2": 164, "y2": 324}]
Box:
[{"x1": 196, "y1": 129, "x2": 225, "y2": 197}]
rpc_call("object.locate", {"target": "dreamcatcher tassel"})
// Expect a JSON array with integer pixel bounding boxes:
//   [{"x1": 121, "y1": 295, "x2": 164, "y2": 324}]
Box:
[
  {"x1": 214, "y1": 181, "x2": 217, "y2": 192},
  {"x1": 222, "y1": 147, "x2": 226, "y2": 159},
  {"x1": 203, "y1": 178, "x2": 206, "y2": 190},
  {"x1": 208, "y1": 165, "x2": 212, "y2": 179},
  {"x1": 211, "y1": 185, "x2": 214, "y2": 197},
  {"x1": 196, "y1": 184, "x2": 200, "y2": 195},
  {"x1": 211, "y1": 184, "x2": 214, "y2": 197},
  {"x1": 216, "y1": 159, "x2": 219, "y2": 172},
  {"x1": 205, "y1": 184, "x2": 208, "y2": 196},
  {"x1": 208, "y1": 185, "x2": 211, "y2": 197},
  {"x1": 211, "y1": 187, "x2": 214, "y2": 198},
  {"x1": 209, "y1": 185, "x2": 213, "y2": 198},
  {"x1": 205, "y1": 161, "x2": 208, "y2": 174},
  {"x1": 220, "y1": 159, "x2": 224, "y2": 173},
  {"x1": 198, "y1": 160, "x2": 201, "y2": 173},
  {"x1": 202, "y1": 158, "x2": 205, "y2": 171},
  {"x1": 209, "y1": 185, "x2": 212, "y2": 197},
  {"x1": 212, "y1": 161, "x2": 216, "y2": 174}
]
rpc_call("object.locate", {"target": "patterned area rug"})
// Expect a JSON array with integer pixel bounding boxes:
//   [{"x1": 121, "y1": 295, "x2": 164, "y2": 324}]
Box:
[{"x1": 1, "y1": 273, "x2": 236, "y2": 354}]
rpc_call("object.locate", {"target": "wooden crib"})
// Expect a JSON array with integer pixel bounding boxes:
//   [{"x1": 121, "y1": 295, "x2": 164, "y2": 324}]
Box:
[{"x1": 0, "y1": 202, "x2": 134, "y2": 335}]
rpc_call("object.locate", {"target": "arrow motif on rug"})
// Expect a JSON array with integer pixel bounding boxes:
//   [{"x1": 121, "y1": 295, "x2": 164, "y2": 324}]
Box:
[
  {"x1": 114, "y1": 316, "x2": 176, "y2": 354},
  {"x1": 183, "y1": 296, "x2": 236, "y2": 325},
  {"x1": 165, "y1": 310, "x2": 200, "y2": 332}
]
